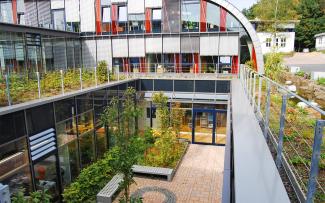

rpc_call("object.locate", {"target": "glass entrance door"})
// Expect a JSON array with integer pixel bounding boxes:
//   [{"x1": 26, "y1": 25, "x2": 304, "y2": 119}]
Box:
[{"x1": 193, "y1": 110, "x2": 215, "y2": 144}]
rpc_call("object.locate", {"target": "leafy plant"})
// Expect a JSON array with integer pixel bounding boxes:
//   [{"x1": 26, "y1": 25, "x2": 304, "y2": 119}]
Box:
[
  {"x1": 171, "y1": 103, "x2": 185, "y2": 138},
  {"x1": 264, "y1": 52, "x2": 284, "y2": 81},
  {"x1": 97, "y1": 60, "x2": 109, "y2": 84},
  {"x1": 12, "y1": 188, "x2": 51, "y2": 203},
  {"x1": 317, "y1": 77, "x2": 325, "y2": 86}
]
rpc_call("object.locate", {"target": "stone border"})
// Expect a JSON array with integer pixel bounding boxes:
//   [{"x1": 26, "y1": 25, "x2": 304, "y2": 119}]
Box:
[
  {"x1": 131, "y1": 186, "x2": 177, "y2": 203},
  {"x1": 135, "y1": 141, "x2": 190, "y2": 181}
]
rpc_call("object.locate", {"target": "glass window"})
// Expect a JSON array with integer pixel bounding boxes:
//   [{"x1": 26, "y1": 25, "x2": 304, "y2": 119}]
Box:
[
  {"x1": 226, "y1": 12, "x2": 241, "y2": 32},
  {"x1": 102, "y1": 7, "x2": 111, "y2": 23},
  {"x1": 77, "y1": 111, "x2": 94, "y2": 135},
  {"x1": 129, "y1": 14, "x2": 144, "y2": 33},
  {"x1": 79, "y1": 130, "x2": 95, "y2": 168},
  {"x1": 57, "y1": 119, "x2": 79, "y2": 187},
  {"x1": 0, "y1": 137, "x2": 32, "y2": 196},
  {"x1": 281, "y1": 37, "x2": 286, "y2": 47},
  {"x1": 33, "y1": 155, "x2": 60, "y2": 200},
  {"x1": 52, "y1": 9, "x2": 65, "y2": 30},
  {"x1": 152, "y1": 9, "x2": 162, "y2": 33},
  {"x1": 206, "y1": 2, "x2": 220, "y2": 31},
  {"x1": 76, "y1": 93, "x2": 93, "y2": 115},
  {"x1": 118, "y1": 6, "x2": 128, "y2": 33},
  {"x1": 95, "y1": 126, "x2": 107, "y2": 158},
  {"x1": 276, "y1": 38, "x2": 279, "y2": 47},
  {"x1": 181, "y1": 0, "x2": 200, "y2": 32},
  {"x1": 163, "y1": 0, "x2": 180, "y2": 33},
  {"x1": 0, "y1": 1, "x2": 13, "y2": 23},
  {"x1": 266, "y1": 38, "x2": 271, "y2": 47}
]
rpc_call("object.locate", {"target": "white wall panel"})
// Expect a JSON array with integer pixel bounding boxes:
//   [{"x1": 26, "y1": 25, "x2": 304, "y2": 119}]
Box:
[
  {"x1": 112, "y1": 38, "x2": 128, "y2": 57},
  {"x1": 219, "y1": 35, "x2": 239, "y2": 55},
  {"x1": 51, "y1": 0, "x2": 64, "y2": 9},
  {"x1": 145, "y1": 0, "x2": 162, "y2": 8},
  {"x1": 146, "y1": 37, "x2": 162, "y2": 53},
  {"x1": 128, "y1": 0, "x2": 144, "y2": 14},
  {"x1": 163, "y1": 37, "x2": 180, "y2": 53},
  {"x1": 200, "y1": 35, "x2": 219, "y2": 56},
  {"x1": 129, "y1": 38, "x2": 145, "y2": 57},
  {"x1": 82, "y1": 40, "x2": 97, "y2": 68},
  {"x1": 181, "y1": 37, "x2": 199, "y2": 53},
  {"x1": 80, "y1": 0, "x2": 96, "y2": 32},
  {"x1": 111, "y1": 0, "x2": 127, "y2": 3},
  {"x1": 65, "y1": 0, "x2": 80, "y2": 22},
  {"x1": 96, "y1": 39, "x2": 112, "y2": 67}
]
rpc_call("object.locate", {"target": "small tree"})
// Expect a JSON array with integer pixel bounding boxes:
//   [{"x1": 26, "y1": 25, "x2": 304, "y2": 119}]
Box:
[
  {"x1": 171, "y1": 103, "x2": 185, "y2": 138},
  {"x1": 264, "y1": 52, "x2": 284, "y2": 81},
  {"x1": 101, "y1": 87, "x2": 143, "y2": 203}
]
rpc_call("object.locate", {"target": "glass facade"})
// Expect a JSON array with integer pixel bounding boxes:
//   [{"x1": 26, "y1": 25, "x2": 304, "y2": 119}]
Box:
[{"x1": 181, "y1": 0, "x2": 200, "y2": 32}]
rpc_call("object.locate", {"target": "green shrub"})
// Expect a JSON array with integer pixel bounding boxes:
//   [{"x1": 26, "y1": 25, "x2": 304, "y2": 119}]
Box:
[
  {"x1": 62, "y1": 150, "x2": 115, "y2": 202},
  {"x1": 12, "y1": 189, "x2": 51, "y2": 203},
  {"x1": 97, "y1": 61, "x2": 109, "y2": 84},
  {"x1": 264, "y1": 52, "x2": 284, "y2": 81}
]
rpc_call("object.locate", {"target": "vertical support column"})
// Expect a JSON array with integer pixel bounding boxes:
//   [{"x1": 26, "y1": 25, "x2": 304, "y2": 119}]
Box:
[
  {"x1": 258, "y1": 76, "x2": 263, "y2": 114},
  {"x1": 200, "y1": 0, "x2": 207, "y2": 32},
  {"x1": 220, "y1": 7, "x2": 227, "y2": 32},
  {"x1": 5, "y1": 74, "x2": 11, "y2": 106},
  {"x1": 79, "y1": 68, "x2": 83, "y2": 90},
  {"x1": 248, "y1": 70, "x2": 251, "y2": 100},
  {"x1": 306, "y1": 120, "x2": 325, "y2": 203},
  {"x1": 111, "y1": 5, "x2": 118, "y2": 35},
  {"x1": 95, "y1": 0, "x2": 102, "y2": 35},
  {"x1": 94, "y1": 66, "x2": 98, "y2": 87},
  {"x1": 107, "y1": 64, "x2": 110, "y2": 83},
  {"x1": 264, "y1": 81, "x2": 271, "y2": 140},
  {"x1": 252, "y1": 73, "x2": 257, "y2": 109},
  {"x1": 249, "y1": 72, "x2": 254, "y2": 103},
  {"x1": 60, "y1": 70, "x2": 64, "y2": 95},
  {"x1": 12, "y1": 0, "x2": 17, "y2": 24},
  {"x1": 145, "y1": 8, "x2": 152, "y2": 33},
  {"x1": 276, "y1": 94, "x2": 288, "y2": 168},
  {"x1": 36, "y1": 72, "x2": 41, "y2": 98}
]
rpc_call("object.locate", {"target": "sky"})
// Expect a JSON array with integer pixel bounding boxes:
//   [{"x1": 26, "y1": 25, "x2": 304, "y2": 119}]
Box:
[{"x1": 228, "y1": 0, "x2": 257, "y2": 11}]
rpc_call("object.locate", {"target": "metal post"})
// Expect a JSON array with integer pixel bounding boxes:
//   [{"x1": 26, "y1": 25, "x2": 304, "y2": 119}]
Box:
[
  {"x1": 36, "y1": 72, "x2": 41, "y2": 98},
  {"x1": 79, "y1": 68, "x2": 83, "y2": 90},
  {"x1": 258, "y1": 76, "x2": 263, "y2": 114},
  {"x1": 248, "y1": 70, "x2": 251, "y2": 100},
  {"x1": 60, "y1": 70, "x2": 64, "y2": 95},
  {"x1": 264, "y1": 81, "x2": 271, "y2": 140},
  {"x1": 94, "y1": 66, "x2": 98, "y2": 87},
  {"x1": 250, "y1": 72, "x2": 254, "y2": 103},
  {"x1": 306, "y1": 120, "x2": 325, "y2": 203},
  {"x1": 247, "y1": 70, "x2": 250, "y2": 96},
  {"x1": 117, "y1": 66, "x2": 120, "y2": 81},
  {"x1": 252, "y1": 73, "x2": 257, "y2": 109},
  {"x1": 5, "y1": 74, "x2": 11, "y2": 106},
  {"x1": 107, "y1": 65, "x2": 110, "y2": 83},
  {"x1": 276, "y1": 94, "x2": 288, "y2": 168}
]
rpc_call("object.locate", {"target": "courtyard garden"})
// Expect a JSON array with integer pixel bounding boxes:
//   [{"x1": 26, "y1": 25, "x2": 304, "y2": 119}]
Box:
[{"x1": 62, "y1": 88, "x2": 188, "y2": 203}]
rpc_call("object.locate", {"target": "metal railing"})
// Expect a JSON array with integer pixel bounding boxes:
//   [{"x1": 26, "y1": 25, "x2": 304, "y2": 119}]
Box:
[
  {"x1": 239, "y1": 65, "x2": 325, "y2": 203},
  {"x1": 0, "y1": 63, "x2": 238, "y2": 108}
]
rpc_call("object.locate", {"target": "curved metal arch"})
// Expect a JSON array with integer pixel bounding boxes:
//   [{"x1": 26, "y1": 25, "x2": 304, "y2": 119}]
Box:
[{"x1": 210, "y1": 0, "x2": 265, "y2": 74}]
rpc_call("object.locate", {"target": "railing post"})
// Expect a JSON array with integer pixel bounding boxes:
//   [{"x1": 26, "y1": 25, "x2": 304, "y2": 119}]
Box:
[
  {"x1": 107, "y1": 65, "x2": 110, "y2": 83},
  {"x1": 5, "y1": 74, "x2": 11, "y2": 106},
  {"x1": 248, "y1": 70, "x2": 251, "y2": 100},
  {"x1": 264, "y1": 81, "x2": 271, "y2": 140},
  {"x1": 79, "y1": 68, "x2": 83, "y2": 90},
  {"x1": 60, "y1": 69, "x2": 64, "y2": 95},
  {"x1": 276, "y1": 94, "x2": 288, "y2": 168},
  {"x1": 94, "y1": 66, "x2": 98, "y2": 87},
  {"x1": 258, "y1": 76, "x2": 263, "y2": 114},
  {"x1": 36, "y1": 71, "x2": 41, "y2": 98},
  {"x1": 117, "y1": 66, "x2": 120, "y2": 81},
  {"x1": 252, "y1": 73, "x2": 257, "y2": 109},
  {"x1": 306, "y1": 120, "x2": 325, "y2": 203},
  {"x1": 250, "y1": 72, "x2": 254, "y2": 103},
  {"x1": 246, "y1": 69, "x2": 250, "y2": 96}
]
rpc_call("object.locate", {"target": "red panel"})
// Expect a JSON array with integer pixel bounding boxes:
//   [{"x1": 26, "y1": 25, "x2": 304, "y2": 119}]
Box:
[
  {"x1": 145, "y1": 8, "x2": 152, "y2": 33},
  {"x1": 123, "y1": 58, "x2": 130, "y2": 72},
  {"x1": 252, "y1": 47, "x2": 257, "y2": 71},
  {"x1": 140, "y1": 58, "x2": 146, "y2": 73},
  {"x1": 175, "y1": 54, "x2": 181, "y2": 73},
  {"x1": 12, "y1": 0, "x2": 17, "y2": 24},
  {"x1": 95, "y1": 0, "x2": 102, "y2": 35},
  {"x1": 220, "y1": 7, "x2": 227, "y2": 32},
  {"x1": 111, "y1": 5, "x2": 118, "y2": 35},
  {"x1": 193, "y1": 53, "x2": 199, "y2": 73},
  {"x1": 231, "y1": 56, "x2": 239, "y2": 74},
  {"x1": 200, "y1": 0, "x2": 207, "y2": 32}
]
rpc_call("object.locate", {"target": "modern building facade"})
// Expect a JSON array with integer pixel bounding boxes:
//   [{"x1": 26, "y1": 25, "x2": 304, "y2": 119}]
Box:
[
  {"x1": 0, "y1": 0, "x2": 264, "y2": 75},
  {"x1": 250, "y1": 20, "x2": 297, "y2": 54},
  {"x1": 315, "y1": 33, "x2": 325, "y2": 51},
  {"x1": 0, "y1": 0, "x2": 285, "y2": 202}
]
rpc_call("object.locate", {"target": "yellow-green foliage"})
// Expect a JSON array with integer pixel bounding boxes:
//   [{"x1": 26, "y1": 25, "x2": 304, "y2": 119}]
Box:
[{"x1": 264, "y1": 52, "x2": 284, "y2": 81}]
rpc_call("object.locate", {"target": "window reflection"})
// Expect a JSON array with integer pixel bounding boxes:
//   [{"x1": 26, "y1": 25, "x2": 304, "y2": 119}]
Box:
[
  {"x1": 0, "y1": 138, "x2": 32, "y2": 196},
  {"x1": 79, "y1": 130, "x2": 95, "y2": 168},
  {"x1": 95, "y1": 126, "x2": 107, "y2": 158},
  {"x1": 181, "y1": 0, "x2": 200, "y2": 32},
  {"x1": 57, "y1": 119, "x2": 79, "y2": 187},
  {"x1": 77, "y1": 111, "x2": 94, "y2": 134}
]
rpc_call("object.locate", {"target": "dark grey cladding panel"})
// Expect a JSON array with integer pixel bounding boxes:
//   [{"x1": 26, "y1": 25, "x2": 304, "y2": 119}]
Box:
[
  {"x1": 174, "y1": 80, "x2": 194, "y2": 92},
  {"x1": 26, "y1": 103, "x2": 55, "y2": 136},
  {"x1": 216, "y1": 80, "x2": 230, "y2": 93},
  {"x1": 154, "y1": 80, "x2": 173, "y2": 92},
  {"x1": 195, "y1": 80, "x2": 215, "y2": 93},
  {"x1": 141, "y1": 79, "x2": 153, "y2": 91},
  {"x1": 0, "y1": 111, "x2": 26, "y2": 145}
]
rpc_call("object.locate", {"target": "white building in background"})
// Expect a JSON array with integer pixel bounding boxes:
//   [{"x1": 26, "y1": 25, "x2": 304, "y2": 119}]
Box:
[
  {"x1": 315, "y1": 33, "x2": 325, "y2": 51},
  {"x1": 250, "y1": 20, "x2": 297, "y2": 55}
]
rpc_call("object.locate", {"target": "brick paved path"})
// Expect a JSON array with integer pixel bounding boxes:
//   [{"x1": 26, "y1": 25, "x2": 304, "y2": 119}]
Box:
[{"x1": 116, "y1": 144, "x2": 225, "y2": 203}]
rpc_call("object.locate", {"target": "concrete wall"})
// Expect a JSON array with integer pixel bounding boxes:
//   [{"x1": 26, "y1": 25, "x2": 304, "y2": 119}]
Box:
[{"x1": 316, "y1": 35, "x2": 325, "y2": 51}]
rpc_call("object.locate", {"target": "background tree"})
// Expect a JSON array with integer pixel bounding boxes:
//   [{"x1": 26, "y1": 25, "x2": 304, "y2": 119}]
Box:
[
  {"x1": 295, "y1": 0, "x2": 325, "y2": 50},
  {"x1": 101, "y1": 87, "x2": 143, "y2": 203}
]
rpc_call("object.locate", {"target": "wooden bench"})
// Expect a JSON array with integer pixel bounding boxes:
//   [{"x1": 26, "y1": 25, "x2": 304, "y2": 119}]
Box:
[
  {"x1": 96, "y1": 174, "x2": 123, "y2": 203},
  {"x1": 132, "y1": 165, "x2": 173, "y2": 181}
]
